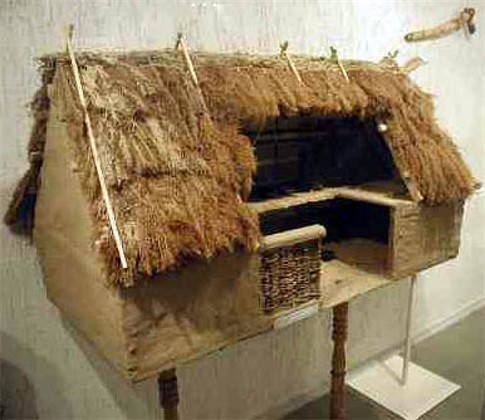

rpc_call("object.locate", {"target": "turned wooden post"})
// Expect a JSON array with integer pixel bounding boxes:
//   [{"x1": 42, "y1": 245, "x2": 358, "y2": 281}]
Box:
[
  {"x1": 330, "y1": 302, "x2": 349, "y2": 420},
  {"x1": 158, "y1": 369, "x2": 179, "y2": 420}
]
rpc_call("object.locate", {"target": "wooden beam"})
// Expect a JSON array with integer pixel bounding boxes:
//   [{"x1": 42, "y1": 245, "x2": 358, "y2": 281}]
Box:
[{"x1": 248, "y1": 183, "x2": 413, "y2": 215}]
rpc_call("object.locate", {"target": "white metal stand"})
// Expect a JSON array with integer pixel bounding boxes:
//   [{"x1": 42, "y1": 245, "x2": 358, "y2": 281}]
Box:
[{"x1": 346, "y1": 275, "x2": 461, "y2": 420}]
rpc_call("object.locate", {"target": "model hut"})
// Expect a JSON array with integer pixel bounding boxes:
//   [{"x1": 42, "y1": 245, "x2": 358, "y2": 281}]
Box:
[{"x1": 6, "y1": 49, "x2": 477, "y2": 394}]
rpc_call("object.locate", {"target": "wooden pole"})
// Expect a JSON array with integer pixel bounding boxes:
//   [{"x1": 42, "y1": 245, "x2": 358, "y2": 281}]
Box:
[
  {"x1": 175, "y1": 32, "x2": 209, "y2": 115},
  {"x1": 260, "y1": 224, "x2": 326, "y2": 251},
  {"x1": 175, "y1": 32, "x2": 200, "y2": 88},
  {"x1": 158, "y1": 369, "x2": 180, "y2": 420},
  {"x1": 330, "y1": 302, "x2": 348, "y2": 420},
  {"x1": 279, "y1": 41, "x2": 304, "y2": 85},
  {"x1": 336, "y1": 59, "x2": 350, "y2": 83},
  {"x1": 64, "y1": 24, "x2": 128, "y2": 269},
  {"x1": 329, "y1": 47, "x2": 349, "y2": 83}
]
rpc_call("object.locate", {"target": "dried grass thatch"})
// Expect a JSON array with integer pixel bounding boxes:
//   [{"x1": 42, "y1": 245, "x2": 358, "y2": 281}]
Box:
[{"x1": 5, "y1": 50, "x2": 477, "y2": 286}]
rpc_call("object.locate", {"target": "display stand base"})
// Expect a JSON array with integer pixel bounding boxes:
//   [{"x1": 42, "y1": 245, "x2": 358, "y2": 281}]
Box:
[{"x1": 346, "y1": 355, "x2": 460, "y2": 420}]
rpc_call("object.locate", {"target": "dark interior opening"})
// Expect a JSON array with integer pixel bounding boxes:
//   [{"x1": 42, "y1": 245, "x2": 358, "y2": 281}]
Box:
[
  {"x1": 246, "y1": 115, "x2": 397, "y2": 201},
  {"x1": 260, "y1": 198, "x2": 389, "y2": 244},
  {"x1": 259, "y1": 198, "x2": 391, "y2": 270}
]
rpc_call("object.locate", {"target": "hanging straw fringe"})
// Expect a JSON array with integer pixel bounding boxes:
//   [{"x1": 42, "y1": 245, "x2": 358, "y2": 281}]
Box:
[
  {"x1": 64, "y1": 24, "x2": 128, "y2": 269},
  {"x1": 279, "y1": 41, "x2": 304, "y2": 85}
]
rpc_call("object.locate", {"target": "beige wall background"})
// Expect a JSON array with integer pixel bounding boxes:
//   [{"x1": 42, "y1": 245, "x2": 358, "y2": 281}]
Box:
[{"x1": 1, "y1": 0, "x2": 484, "y2": 418}]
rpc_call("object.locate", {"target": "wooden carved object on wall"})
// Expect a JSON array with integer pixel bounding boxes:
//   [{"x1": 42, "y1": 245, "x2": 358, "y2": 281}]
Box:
[
  {"x1": 405, "y1": 7, "x2": 476, "y2": 42},
  {"x1": 158, "y1": 369, "x2": 180, "y2": 420},
  {"x1": 330, "y1": 302, "x2": 349, "y2": 420}
]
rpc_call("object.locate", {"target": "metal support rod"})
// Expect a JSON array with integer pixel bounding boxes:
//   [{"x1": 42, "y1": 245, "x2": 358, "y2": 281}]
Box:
[{"x1": 402, "y1": 274, "x2": 417, "y2": 385}]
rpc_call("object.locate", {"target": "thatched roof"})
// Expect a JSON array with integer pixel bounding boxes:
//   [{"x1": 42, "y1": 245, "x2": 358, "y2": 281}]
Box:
[{"x1": 5, "y1": 50, "x2": 477, "y2": 286}]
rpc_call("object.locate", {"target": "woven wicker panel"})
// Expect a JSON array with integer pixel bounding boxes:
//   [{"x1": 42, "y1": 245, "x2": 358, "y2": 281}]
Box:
[{"x1": 260, "y1": 239, "x2": 321, "y2": 315}]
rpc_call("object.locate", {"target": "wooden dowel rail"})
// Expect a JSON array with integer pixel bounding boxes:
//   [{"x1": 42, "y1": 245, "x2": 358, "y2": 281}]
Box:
[{"x1": 259, "y1": 224, "x2": 327, "y2": 251}]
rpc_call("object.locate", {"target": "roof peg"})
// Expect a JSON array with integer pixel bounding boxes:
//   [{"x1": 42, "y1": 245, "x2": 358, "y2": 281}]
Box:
[
  {"x1": 175, "y1": 32, "x2": 200, "y2": 88},
  {"x1": 279, "y1": 41, "x2": 304, "y2": 85},
  {"x1": 401, "y1": 57, "x2": 427, "y2": 75},
  {"x1": 174, "y1": 32, "x2": 209, "y2": 116},
  {"x1": 329, "y1": 46, "x2": 350, "y2": 83},
  {"x1": 379, "y1": 49, "x2": 400, "y2": 70},
  {"x1": 377, "y1": 122, "x2": 388, "y2": 133},
  {"x1": 64, "y1": 23, "x2": 74, "y2": 55},
  {"x1": 64, "y1": 23, "x2": 128, "y2": 269}
]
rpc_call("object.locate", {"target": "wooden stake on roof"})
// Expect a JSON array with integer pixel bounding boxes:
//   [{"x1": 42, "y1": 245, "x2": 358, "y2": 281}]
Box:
[
  {"x1": 64, "y1": 24, "x2": 128, "y2": 270},
  {"x1": 329, "y1": 47, "x2": 350, "y2": 83},
  {"x1": 175, "y1": 32, "x2": 209, "y2": 114},
  {"x1": 175, "y1": 32, "x2": 200, "y2": 87},
  {"x1": 279, "y1": 41, "x2": 304, "y2": 85},
  {"x1": 401, "y1": 57, "x2": 427, "y2": 75}
]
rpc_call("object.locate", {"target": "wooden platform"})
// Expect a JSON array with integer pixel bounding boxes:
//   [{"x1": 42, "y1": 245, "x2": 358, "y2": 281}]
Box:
[{"x1": 320, "y1": 259, "x2": 391, "y2": 309}]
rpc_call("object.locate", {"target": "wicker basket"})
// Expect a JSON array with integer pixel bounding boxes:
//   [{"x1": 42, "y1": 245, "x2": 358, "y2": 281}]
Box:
[{"x1": 259, "y1": 225, "x2": 326, "y2": 315}]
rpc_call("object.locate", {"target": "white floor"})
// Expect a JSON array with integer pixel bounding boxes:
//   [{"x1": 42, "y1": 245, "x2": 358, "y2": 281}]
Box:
[{"x1": 346, "y1": 355, "x2": 461, "y2": 420}]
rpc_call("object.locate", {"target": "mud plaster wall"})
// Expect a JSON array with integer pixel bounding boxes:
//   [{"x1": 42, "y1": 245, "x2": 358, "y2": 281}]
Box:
[{"x1": 1, "y1": 1, "x2": 484, "y2": 418}]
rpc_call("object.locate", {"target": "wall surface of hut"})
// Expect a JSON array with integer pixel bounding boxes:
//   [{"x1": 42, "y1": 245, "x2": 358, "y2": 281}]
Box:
[
  {"x1": 34, "y1": 105, "x2": 128, "y2": 374},
  {"x1": 35, "y1": 104, "x2": 272, "y2": 381},
  {"x1": 1, "y1": 1, "x2": 484, "y2": 419},
  {"x1": 390, "y1": 202, "x2": 464, "y2": 278}
]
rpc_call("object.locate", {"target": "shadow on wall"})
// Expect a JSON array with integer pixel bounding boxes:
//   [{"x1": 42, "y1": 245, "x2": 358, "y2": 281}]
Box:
[
  {"x1": 0, "y1": 333, "x2": 70, "y2": 419},
  {"x1": 59, "y1": 318, "x2": 160, "y2": 420},
  {"x1": 0, "y1": 360, "x2": 38, "y2": 419}
]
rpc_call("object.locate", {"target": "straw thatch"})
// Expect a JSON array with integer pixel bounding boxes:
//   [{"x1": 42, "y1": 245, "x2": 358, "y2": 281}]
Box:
[{"x1": 5, "y1": 50, "x2": 477, "y2": 286}]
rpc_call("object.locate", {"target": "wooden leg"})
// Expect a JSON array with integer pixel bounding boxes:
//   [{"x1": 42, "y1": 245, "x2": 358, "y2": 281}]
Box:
[
  {"x1": 330, "y1": 302, "x2": 348, "y2": 420},
  {"x1": 158, "y1": 368, "x2": 179, "y2": 420}
]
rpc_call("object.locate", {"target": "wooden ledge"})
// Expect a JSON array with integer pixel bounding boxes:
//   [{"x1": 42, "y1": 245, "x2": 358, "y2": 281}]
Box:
[{"x1": 249, "y1": 182, "x2": 413, "y2": 214}]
